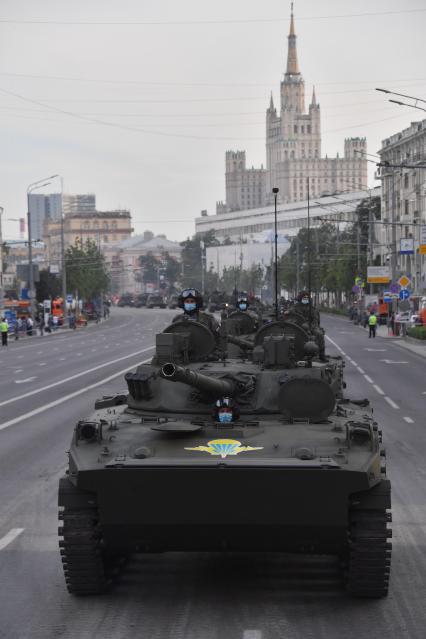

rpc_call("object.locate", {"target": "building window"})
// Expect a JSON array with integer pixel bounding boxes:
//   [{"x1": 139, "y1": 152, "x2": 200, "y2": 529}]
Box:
[
  {"x1": 307, "y1": 125, "x2": 311, "y2": 134},
  {"x1": 301, "y1": 126, "x2": 304, "y2": 134},
  {"x1": 294, "y1": 125, "x2": 298, "y2": 134},
  {"x1": 104, "y1": 235, "x2": 109, "y2": 243},
  {"x1": 404, "y1": 200, "x2": 409, "y2": 215}
]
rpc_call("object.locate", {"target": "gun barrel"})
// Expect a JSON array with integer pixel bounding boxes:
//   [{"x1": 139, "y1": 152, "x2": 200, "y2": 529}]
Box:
[
  {"x1": 227, "y1": 334, "x2": 254, "y2": 350},
  {"x1": 161, "y1": 362, "x2": 236, "y2": 396}
]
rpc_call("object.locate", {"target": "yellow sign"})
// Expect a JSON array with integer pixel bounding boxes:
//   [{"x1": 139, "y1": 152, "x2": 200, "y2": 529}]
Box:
[
  {"x1": 185, "y1": 439, "x2": 263, "y2": 459},
  {"x1": 419, "y1": 245, "x2": 426, "y2": 255},
  {"x1": 367, "y1": 277, "x2": 389, "y2": 284},
  {"x1": 398, "y1": 275, "x2": 411, "y2": 288}
]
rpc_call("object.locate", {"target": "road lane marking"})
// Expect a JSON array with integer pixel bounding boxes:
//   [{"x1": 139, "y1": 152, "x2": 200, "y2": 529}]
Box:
[
  {"x1": 15, "y1": 377, "x2": 37, "y2": 384},
  {"x1": 403, "y1": 417, "x2": 414, "y2": 423},
  {"x1": 379, "y1": 359, "x2": 408, "y2": 364},
  {"x1": 385, "y1": 396, "x2": 399, "y2": 410},
  {"x1": 364, "y1": 348, "x2": 387, "y2": 352},
  {"x1": 243, "y1": 632, "x2": 262, "y2": 639},
  {"x1": 0, "y1": 528, "x2": 24, "y2": 550},
  {"x1": 0, "y1": 346, "x2": 155, "y2": 409},
  {"x1": 14, "y1": 369, "x2": 23, "y2": 373},
  {"x1": 373, "y1": 385, "x2": 385, "y2": 395},
  {"x1": 363, "y1": 374, "x2": 374, "y2": 384},
  {"x1": 0, "y1": 355, "x2": 153, "y2": 432},
  {"x1": 39, "y1": 363, "x2": 46, "y2": 366},
  {"x1": 357, "y1": 366, "x2": 365, "y2": 374}
]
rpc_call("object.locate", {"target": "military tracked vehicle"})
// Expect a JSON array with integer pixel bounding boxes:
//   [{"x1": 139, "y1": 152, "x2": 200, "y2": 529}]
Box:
[{"x1": 58, "y1": 320, "x2": 391, "y2": 598}]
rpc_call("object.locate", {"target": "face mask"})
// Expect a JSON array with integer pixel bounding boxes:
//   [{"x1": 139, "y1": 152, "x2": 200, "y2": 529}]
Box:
[
  {"x1": 301, "y1": 298, "x2": 309, "y2": 305},
  {"x1": 184, "y1": 302, "x2": 196, "y2": 312},
  {"x1": 218, "y1": 412, "x2": 233, "y2": 423},
  {"x1": 239, "y1": 303, "x2": 247, "y2": 311}
]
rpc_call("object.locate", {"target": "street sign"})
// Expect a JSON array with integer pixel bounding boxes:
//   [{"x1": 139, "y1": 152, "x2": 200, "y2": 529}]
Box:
[
  {"x1": 66, "y1": 294, "x2": 73, "y2": 303},
  {"x1": 398, "y1": 275, "x2": 411, "y2": 289},
  {"x1": 400, "y1": 238, "x2": 414, "y2": 255},
  {"x1": 383, "y1": 292, "x2": 392, "y2": 303},
  {"x1": 399, "y1": 289, "x2": 410, "y2": 300},
  {"x1": 420, "y1": 225, "x2": 426, "y2": 255},
  {"x1": 367, "y1": 266, "x2": 390, "y2": 284},
  {"x1": 390, "y1": 283, "x2": 400, "y2": 294},
  {"x1": 352, "y1": 285, "x2": 360, "y2": 294}
]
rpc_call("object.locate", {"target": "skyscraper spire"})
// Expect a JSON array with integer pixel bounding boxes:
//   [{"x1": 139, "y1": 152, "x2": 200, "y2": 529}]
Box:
[
  {"x1": 311, "y1": 85, "x2": 317, "y2": 106},
  {"x1": 286, "y1": 3, "x2": 300, "y2": 75},
  {"x1": 269, "y1": 91, "x2": 275, "y2": 110}
]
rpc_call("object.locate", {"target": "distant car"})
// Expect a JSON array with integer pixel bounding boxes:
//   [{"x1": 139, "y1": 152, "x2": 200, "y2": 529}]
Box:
[
  {"x1": 146, "y1": 294, "x2": 166, "y2": 309},
  {"x1": 134, "y1": 293, "x2": 148, "y2": 308},
  {"x1": 395, "y1": 311, "x2": 411, "y2": 323},
  {"x1": 117, "y1": 295, "x2": 135, "y2": 307},
  {"x1": 167, "y1": 295, "x2": 179, "y2": 309}
]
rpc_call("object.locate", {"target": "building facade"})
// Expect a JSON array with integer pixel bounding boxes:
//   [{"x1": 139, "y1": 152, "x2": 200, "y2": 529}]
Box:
[
  {"x1": 220, "y1": 9, "x2": 368, "y2": 213},
  {"x1": 378, "y1": 119, "x2": 426, "y2": 293},
  {"x1": 196, "y1": 189, "x2": 374, "y2": 244},
  {"x1": 44, "y1": 209, "x2": 132, "y2": 267}
]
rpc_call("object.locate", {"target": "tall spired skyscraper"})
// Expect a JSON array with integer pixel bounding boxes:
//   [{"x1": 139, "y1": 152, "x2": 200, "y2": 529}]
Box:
[{"x1": 221, "y1": 8, "x2": 367, "y2": 213}]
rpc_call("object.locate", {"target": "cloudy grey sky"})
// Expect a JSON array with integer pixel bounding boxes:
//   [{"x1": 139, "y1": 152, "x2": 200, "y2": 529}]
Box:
[{"x1": 1, "y1": 0, "x2": 425, "y2": 241}]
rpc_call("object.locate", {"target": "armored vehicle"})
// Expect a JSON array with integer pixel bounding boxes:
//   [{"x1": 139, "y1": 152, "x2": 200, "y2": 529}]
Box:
[
  {"x1": 146, "y1": 293, "x2": 167, "y2": 309},
  {"x1": 58, "y1": 321, "x2": 391, "y2": 598}
]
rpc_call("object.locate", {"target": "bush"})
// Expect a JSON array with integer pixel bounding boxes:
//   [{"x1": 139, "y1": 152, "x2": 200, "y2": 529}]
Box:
[{"x1": 407, "y1": 325, "x2": 426, "y2": 340}]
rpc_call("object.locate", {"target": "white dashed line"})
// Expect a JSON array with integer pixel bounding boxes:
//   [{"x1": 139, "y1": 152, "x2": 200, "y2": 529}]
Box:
[
  {"x1": 373, "y1": 385, "x2": 385, "y2": 395},
  {"x1": 39, "y1": 363, "x2": 46, "y2": 366},
  {"x1": 385, "y1": 396, "x2": 399, "y2": 410},
  {"x1": 363, "y1": 375, "x2": 374, "y2": 384},
  {"x1": 14, "y1": 369, "x2": 23, "y2": 373},
  {"x1": 0, "y1": 528, "x2": 24, "y2": 550},
  {"x1": 357, "y1": 366, "x2": 365, "y2": 374},
  {"x1": 243, "y1": 632, "x2": 263, "y2": 639},
  {"x1": 0, "y1": 356, "x2": 152, "y2": 431},
  {"x1": 403, "y1": 416, "x2": 414, "y2": 424}
]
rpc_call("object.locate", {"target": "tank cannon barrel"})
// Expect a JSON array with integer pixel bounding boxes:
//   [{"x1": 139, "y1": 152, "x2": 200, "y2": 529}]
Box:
[
  {"x1": 161, "y1": 362, "x2": 237, "y2": 396},
  {"x1": 226, "y1": 334, "x2": 254, "y2": 351}
]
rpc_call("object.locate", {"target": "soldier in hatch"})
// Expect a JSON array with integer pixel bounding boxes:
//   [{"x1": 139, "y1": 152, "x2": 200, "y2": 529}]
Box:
[
  {"x1": 173, "y1": 288, "x2": 219, "y2": 335},
  {"x1": 213, "y1": 397, "x2": 240, "y2": 423},
  {"x1": 294, "y1": 291, "x2": 326, "y2": 361}
]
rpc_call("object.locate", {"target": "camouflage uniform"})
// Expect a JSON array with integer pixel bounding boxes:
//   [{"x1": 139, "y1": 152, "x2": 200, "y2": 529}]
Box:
[{"x1": 172, "y1": 310, "x2": 219, "y2": 335}]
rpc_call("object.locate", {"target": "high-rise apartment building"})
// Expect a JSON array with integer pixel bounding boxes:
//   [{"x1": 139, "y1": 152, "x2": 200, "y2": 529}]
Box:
[{"x1": 219, "y1": 9, "x2": 368, "y2": 213}]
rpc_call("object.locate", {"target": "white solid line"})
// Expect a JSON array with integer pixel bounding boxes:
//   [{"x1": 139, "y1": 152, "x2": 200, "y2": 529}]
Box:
[
  {"x1": 385, "y1": 396, "x2": 399, "y2": 410},
  {"x1": 0, "y1": 356, "x2": 152, "y2": 432},
  {"x1": 350, "y1": 360, "x2": 358, "y2": 366},
  {"x1": 363, "y1": 374, "x2": 374, "y2": 384},
  {"x1": 0, "y1": 528, "x2": 25, "y2": 550},
  {"x1": 325, "y1": 335, "x2": 344, "y2": 354},
  {"x1": 373, "y1": 385, "x2": 385, "y2": 395},
  {"x1": 357, "y1": 366, "x2": 365, "y2": 374},
  {"x1": 0, "y1": 345, "x2": 154, "y2": 409},
  {"x1": 403, "y1": 416, "x2": 414, "y2": 423}
]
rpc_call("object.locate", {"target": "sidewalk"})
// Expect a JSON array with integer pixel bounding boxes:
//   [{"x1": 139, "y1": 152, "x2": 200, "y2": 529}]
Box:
[{"x1": 359, "y1": 323, "x2": 426, "y2": 358}]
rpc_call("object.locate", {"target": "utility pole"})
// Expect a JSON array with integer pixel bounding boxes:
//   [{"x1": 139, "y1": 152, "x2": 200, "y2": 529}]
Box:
[
  {"x1": 356, "y1": 223, "x2": 361, "y2": 275},
  {"x1": 368, "y1": 193, "x2": 374, "y2": 294},
  {"x1": 60, "y1": 177, "x2": 67, "y2": 321},
  {"x1": 200, "y1": 240, "x2": 205, "y2": 295},
  {"x1": 295, "y1": 236, "x2": 300, "y2": 295},
  {"x1": 272, "y1": 187, "x2": 279, "y2": 319},
  {"x1": 391, "y1": 171, "x2": 397, "y2": 282}
]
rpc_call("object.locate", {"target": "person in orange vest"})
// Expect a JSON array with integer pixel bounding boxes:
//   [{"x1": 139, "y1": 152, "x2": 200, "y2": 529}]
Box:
[{"x1": 368, "y1": 311, "x2": 377, "y2": 338}]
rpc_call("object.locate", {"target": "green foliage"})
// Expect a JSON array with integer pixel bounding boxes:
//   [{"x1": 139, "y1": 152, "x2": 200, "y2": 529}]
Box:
[
  {"x1": 35, "y1": 269, "x2": 62, "y2": 303},
  {"x1": 180, "y1": 229, "x2": 219, "y2": 289},
  {"x1": 65, "y1": 239, "x2": 110, "y2": 300},
  {"x1": 278, "y1": 196, "x2": 380, "y2": 300},
  {"x1": 407, "y1": 325, "x2": 426, "y2": 340},
  {"x1": 138, "y1": 252, "x2": 160, "y2": 283}
]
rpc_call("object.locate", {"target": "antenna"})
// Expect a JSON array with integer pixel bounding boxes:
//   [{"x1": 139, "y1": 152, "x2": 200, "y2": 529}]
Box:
[
  {"x1": 307, "y1": 177, "x2": 312, "y2": 334},
  {"x1": 273, "y1": 187, "x2": 279, "y2": 320}
]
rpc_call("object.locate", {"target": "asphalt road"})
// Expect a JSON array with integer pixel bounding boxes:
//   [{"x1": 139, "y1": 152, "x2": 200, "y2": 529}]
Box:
[{"x1": 0, "y1": 310, "x2": 425, "y2": 639}]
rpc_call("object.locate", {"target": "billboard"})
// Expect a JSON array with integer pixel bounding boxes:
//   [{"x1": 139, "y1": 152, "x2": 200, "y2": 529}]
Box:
[
  {"x1": 420, "y1": 225, "x2": 426, "y2": 255},
  {"x1": 367, "y1": 266, "x2": 391, "y2": 284}
]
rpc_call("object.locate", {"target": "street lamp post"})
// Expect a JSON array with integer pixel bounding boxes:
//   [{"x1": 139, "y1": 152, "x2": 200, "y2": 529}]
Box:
[
  {"x1": 27, "y1": 175, "x2": 59, "y2": 318},
  {"x1": 272, "y1": 187, "x2": 279, "y2": 319}
]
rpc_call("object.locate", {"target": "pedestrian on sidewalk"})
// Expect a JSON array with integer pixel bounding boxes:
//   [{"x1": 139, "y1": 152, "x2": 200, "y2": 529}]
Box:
[
  {"x1": 368, "y1": 311, "x2": 377, "y2": 338},
  {"x1": 0, "y1": 317, "x2": 9, "y2": 346},
  {"x1": 26, "y1": 316, "x2": 33, "y2": 336},
  {"x1": 14, "y1": 318, "x2": 20, "y2": 340}
]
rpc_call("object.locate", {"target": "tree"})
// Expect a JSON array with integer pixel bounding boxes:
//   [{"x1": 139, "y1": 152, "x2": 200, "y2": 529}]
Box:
[
  {"x1": 180, "y1": 229, "x2": 220, "y2": 289},
  {"x1": 65, "y1": 239, "x2": 110, "y2": 300},
  {"x1": 138, "y1": 252, "x2": 159, "y2": 283}
]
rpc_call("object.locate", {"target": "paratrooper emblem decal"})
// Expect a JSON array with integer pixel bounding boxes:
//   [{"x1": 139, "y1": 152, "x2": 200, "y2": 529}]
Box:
[{"x1": 185, "y1": 438, "x2": 263, "y2": 459}]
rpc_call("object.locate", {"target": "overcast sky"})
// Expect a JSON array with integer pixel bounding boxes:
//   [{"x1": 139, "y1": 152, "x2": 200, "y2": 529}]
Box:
[{"x1": 1, "y1": 0, "x2": 425, "y2": 242}]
